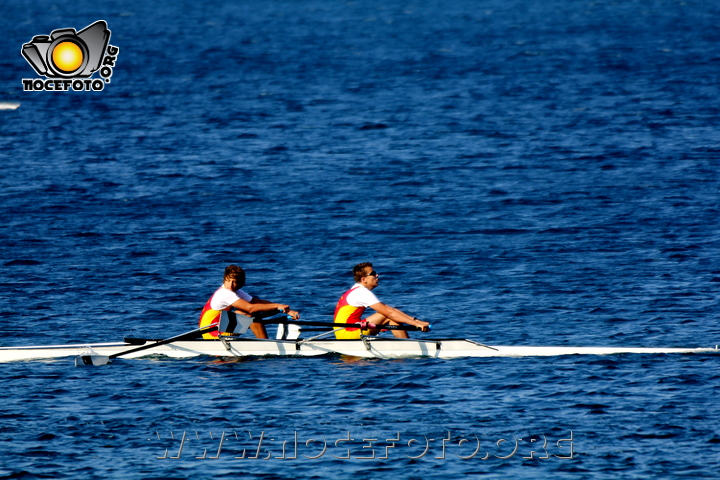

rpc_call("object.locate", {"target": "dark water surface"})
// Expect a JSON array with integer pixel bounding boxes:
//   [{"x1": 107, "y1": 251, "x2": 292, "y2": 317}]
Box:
[{"x1": 1, "y1": 0, "x2": 719, "y2": 478}]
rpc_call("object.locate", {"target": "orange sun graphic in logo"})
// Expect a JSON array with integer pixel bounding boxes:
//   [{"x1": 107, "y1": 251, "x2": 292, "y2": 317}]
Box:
[{"x1": 52, "y1": 41, "x2": 84, "y2": 73}]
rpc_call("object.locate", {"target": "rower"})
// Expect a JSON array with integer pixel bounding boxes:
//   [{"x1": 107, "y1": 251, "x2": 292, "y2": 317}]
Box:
[
  {"x1": 198, "y1": 265, "x2": 300, "y2": 339},
  {"x1": 333, "y1": 262, "x2": 429, "y2": 339}
]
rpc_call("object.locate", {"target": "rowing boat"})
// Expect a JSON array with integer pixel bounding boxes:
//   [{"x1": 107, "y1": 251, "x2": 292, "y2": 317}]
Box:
[
  {"x1": 0, "y1": 337, "x2": 715, "y2": 363},
  {"x1": 2, "y1": 313, "x2": 715, "y2": 363}
]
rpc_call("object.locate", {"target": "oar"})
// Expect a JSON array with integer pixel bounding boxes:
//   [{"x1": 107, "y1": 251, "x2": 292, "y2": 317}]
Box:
[
  {"x1": 259, "y1": 317, "x2": 432, "y2": 332},
  {"x1": 75, "y1": 324, "x2": 219, "y2": 366}
]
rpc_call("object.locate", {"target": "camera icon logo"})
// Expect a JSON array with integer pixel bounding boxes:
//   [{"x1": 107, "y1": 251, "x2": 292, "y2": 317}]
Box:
[{"x1": 22, "y1": 20, "x2": 110, "y2": 78}]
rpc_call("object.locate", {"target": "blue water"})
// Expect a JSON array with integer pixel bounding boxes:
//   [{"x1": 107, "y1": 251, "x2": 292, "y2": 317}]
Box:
[{"x1": 1, "y1": 0, "x2": 720, "y2": 478}]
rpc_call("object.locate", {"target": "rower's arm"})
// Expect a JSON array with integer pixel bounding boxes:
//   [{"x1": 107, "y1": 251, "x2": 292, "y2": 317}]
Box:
[
  {"x1": 245, "y1": 297, "x2": 300, "y2": 320},
  {"x1": 249, "y1": 297, "x2": 274, "y2": 304},
  {"x1": 369, "y1": 302, "x2": 430, "y2": 331},
  {"x1": 230, "y1": 298, "x2": 287, "y2": 315}
]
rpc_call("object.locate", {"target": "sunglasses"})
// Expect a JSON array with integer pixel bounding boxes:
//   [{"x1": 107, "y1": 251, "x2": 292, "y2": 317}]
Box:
[{"x1": 364, "y1": 271, "x2": 378, "y2": 277}]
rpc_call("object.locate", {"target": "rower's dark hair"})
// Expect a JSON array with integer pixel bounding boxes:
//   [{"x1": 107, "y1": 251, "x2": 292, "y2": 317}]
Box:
[
  {"x1": 224, "y1": 265, "x2": 246, "y2": 287},
  {"x1": 353, "y1": 262, "x2": 373, "y2": 283}
]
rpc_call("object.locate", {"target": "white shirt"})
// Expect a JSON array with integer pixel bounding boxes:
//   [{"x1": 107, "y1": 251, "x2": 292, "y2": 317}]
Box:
[
  {"x1": 345, "y1": 284, "x2": 380, "y2": 308},
  {"x1": 210, "y1": 287, "x2": 252, "y2": 310}
]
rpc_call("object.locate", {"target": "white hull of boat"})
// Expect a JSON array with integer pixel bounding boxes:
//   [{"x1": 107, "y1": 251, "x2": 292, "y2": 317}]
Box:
[{"x1": 0, "y1": 338, "x2": 715, "y2": 363}]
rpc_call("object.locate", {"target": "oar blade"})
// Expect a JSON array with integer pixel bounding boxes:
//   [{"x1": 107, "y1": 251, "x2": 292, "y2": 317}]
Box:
[{"x1": 74, "y1": 355, "x2": 110, "y2": 366}]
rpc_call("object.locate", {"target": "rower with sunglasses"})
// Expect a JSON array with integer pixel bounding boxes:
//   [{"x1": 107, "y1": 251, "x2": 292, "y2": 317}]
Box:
[{"x1": 333, "y1": 262, "x2": 430, "y2": 339}]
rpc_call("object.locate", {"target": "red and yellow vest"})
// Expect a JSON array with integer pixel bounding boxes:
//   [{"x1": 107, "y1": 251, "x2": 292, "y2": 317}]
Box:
[
  {"x1": 333, "y1": 286, "x2": 368, "y2": 338},
  {"x1": 198, "y1": 294, "x2": 226, "y2": 340}
]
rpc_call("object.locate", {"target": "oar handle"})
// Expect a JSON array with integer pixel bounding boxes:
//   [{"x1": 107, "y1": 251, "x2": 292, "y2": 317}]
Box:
[
  {"x1": 361, "y1": 322, "x2": 431, "y2": 332},
  {"x1": 259, "y1": 317, "x2": 431, "y2": 332}
]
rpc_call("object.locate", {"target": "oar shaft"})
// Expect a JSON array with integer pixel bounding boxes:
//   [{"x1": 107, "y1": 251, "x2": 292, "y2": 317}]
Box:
[
  {"x1": 108, "y1": 324, "x2": 218, "y2": 359},
  {"x1": 259, "y1": 318, "x2": 428, "y2": 332}
]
